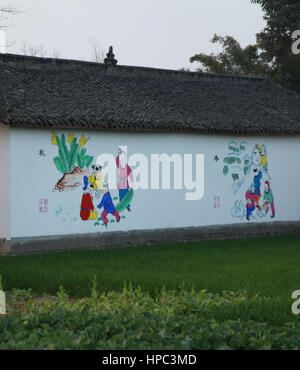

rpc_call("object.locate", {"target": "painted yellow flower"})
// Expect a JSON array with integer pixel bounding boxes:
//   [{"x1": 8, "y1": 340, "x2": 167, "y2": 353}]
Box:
[
  {"x1": 51, "y1": 131, "x2": 57, "y2": 145},
  {"x1": 67, "y1": 133, "x2": 75, "y2": 145},
  {"x1": 79, "y1": 135, "x2": 90, "y2": 148}
]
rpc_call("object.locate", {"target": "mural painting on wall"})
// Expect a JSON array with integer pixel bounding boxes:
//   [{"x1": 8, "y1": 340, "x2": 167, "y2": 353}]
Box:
[
  {"x1": 222, "y1": 141, "x2": 275, "y2": 221},
  {"x1": 51, "y1": 132, "x2": 134, "y2": 228},
  {"x1": 51, "y1": 131, "x2": 93, "y2": 191}
]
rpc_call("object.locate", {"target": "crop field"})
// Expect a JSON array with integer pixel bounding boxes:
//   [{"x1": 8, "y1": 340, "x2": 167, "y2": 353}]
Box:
[{"x1": 1, "y1": 234, "x2": 300, "y2": 349}]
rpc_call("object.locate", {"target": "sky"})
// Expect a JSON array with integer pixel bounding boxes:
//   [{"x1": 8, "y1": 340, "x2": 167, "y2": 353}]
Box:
[{"x1": 2, "y1": 0, "x2": 266, "y2": 71}]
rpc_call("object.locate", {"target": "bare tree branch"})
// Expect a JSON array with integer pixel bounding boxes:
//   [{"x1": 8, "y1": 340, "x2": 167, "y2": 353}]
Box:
[
  {"x1": 21, "y1": 39, "x2": 48, "y2": 57},
  {"x1": 20, "y1": 39, "x2": 61, "y2": 58},
  {"x1": 90, "y1": 38, "x2": 104, "y2": 63},
  {"x1": 0, "y1": 2, "x2": 19, "y2": 29},
  {"x1": 0, "y1": 5, "x2": 18, "y2": 14},
  {"x1": 51, "y1": 48, "x2": 60, "y2": 58}
]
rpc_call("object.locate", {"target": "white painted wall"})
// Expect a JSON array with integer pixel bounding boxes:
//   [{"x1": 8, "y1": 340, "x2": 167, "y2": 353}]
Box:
[
  {"x1": 0, "y1": 122, "x2": 10, "y2": 240},
  {"x1": 9, "y1": 127, "x2": 300, "y2": 238}
]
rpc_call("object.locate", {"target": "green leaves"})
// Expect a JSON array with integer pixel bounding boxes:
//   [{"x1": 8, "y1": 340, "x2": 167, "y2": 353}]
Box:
[
  {"x1": 2, "y1": 287, "x2": 300, "y2": 350},
  {"x1": 53, "y1": 133, "x2": 94, "y2": 174},
  {"x1": 54, "y1": 134, "x2": 72, "y2": 173},
  {"x1": 56, "y1": 135, "x2": 69, "y2": 172},
  {"x1": 115, "y1": 189, "x2": 134, "y2": 212},
  {"x1": 77, "y1": 147, "x2": 93, "y2": 169},
  {"x1": 222, "y1": 141, "x2": 249, "y2": 179},
  {"x1": 68, "y1": 138, "x2": 79, "y2": 171},
  {"x1": 53, "y1": 156, "x2": 65, "y2": 174},
  {"x1": 223, "y1": 157, "x2": 241, "y2": 165},
  {"x1": 228, "y1": 145, "x2": 239, "y2": 153},
  {"x1": 77, "y1": 152, "x2": 83, "y2": 169},
  {"x1": 232, "y1": 173, "x2": 239, "y2": 181},
  {"x1": 189, "y1": 33, "x2": 268, "y2": 77},
  {"x1": 85, "y1": 156, "x2": 93, "y2": 168},
  {"x1": 251, "y1": 0, "x2": 300, "y2": 93}
]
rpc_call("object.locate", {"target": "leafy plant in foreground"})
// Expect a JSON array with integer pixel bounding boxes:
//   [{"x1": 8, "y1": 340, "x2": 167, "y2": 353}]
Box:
[{"x1": 2, "y1": 285, "x2": 300, "y2": 350}]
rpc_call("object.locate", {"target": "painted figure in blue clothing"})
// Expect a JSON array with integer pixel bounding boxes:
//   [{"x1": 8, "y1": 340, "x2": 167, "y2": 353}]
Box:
[
  {"x1": 245, "y1": 184, "x2": 256, "y2": 221},
  {"x1": 97, "y1": 180, "x2": 120, "y2": 228},
  {"x1": 253, "y1": 168, "x2": 262, "y2": 211}
]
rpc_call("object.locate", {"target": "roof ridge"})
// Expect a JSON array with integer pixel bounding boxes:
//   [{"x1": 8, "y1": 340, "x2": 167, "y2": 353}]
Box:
[
  {"x1": 0, "y1": 52, "x2": 269, "y2": 84},
  {"x1": 1, "y1": 52, "x2": 299, "y2": 136}
]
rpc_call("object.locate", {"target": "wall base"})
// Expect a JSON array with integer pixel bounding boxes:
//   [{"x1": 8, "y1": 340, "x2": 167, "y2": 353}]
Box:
[{"x1": 1, "y1": 221, "x2": 300, "y2": 256}]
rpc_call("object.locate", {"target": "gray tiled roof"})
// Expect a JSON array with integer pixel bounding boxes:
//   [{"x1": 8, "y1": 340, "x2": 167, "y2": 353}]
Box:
[{"x1": 0, "y1": 53, "x2": 300, "y2": 135}]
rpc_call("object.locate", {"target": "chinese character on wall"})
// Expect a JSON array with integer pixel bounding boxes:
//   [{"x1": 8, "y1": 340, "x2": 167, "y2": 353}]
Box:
[
  {"x1": 214, "y1": 196, "x2": 220, "y2": 209},
  {"x1": 39, "y1": 199, "x2": 48, "y2": 213}
]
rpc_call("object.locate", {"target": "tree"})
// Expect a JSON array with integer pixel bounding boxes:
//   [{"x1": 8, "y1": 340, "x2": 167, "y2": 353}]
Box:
[
  {"x1": 20, "y1": 38, "x2": 105, "y2": 61},
  {"x1": 190, "y1": 34, "x2": 268, "y2": 77},
  {"x1": 20, "y1": 39, "x2": 60, "y2": 58},
  {"x1": 251, "y1": 0, "x2": 300, "y2": 93},
  {"x1": 89, "y1": 38, "x2": 104, "y2": 63},
  {"x1": 21, "y1": 40, "x2": 47, "y2": 57},
  {"x1": 189, "y1": 1, "x2": 300, "y2": 93},
  {"x1": 0, "y1": 3, "x2": 18, "y2": 52},
  {"x1": 0, "y1": 3, "x2": 18, "y2": 27}
]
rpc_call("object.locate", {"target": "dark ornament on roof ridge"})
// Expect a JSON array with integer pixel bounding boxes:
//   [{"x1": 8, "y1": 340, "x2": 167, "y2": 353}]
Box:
[{"x1": 104, "y1": 46, "x2": 117, "y2": 66}]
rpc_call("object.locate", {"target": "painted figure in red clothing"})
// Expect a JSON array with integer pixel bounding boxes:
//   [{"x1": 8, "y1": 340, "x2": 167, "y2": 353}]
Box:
[
  {"x1": 245, "y1": 183, "x2": 256, "y2": 221},
  {"x1": 80, "y1": 182, "x2": 98, "y2": 221},
  {"x1": 116, "y1": 147, "x2": 133, "y2": 212}
]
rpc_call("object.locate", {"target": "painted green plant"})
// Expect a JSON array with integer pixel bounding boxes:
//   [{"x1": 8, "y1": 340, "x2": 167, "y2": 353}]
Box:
[
  {"x1": 232, "y1": 173, "x2": 239, "y2": 181},
  {"x1": 115, "y1": 189, "x2": 134, "y2": 212},
  {"x1": 51, "y1": 132, "x2": 94, "y2": 174},
  {"x1": 244, "y1": 159, "x2": 250, "y2": 175},
  {"x1": 222, "y1": 141, "x2": 248, "y2": 177},
  {"x1": 77, "y1": 147, "x2": 93, "y2": 169}
]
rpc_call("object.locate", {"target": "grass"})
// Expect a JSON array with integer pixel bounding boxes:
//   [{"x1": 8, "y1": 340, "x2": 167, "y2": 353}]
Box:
[
  {"x1": 1, "y1": 234, "x2": 300, "y2": 349},
  {"x1": 1, "y1": 234, "x2": 300, "y2": 297}
]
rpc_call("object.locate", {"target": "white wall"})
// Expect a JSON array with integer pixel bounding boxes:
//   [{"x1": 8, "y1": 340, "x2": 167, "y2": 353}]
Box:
[
  {"x1": 0, "y1": 122, "x2": 10, "y2": 240},
  {"x1": 9, "y1": 127, "x2": 300, "y2": 238}
]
